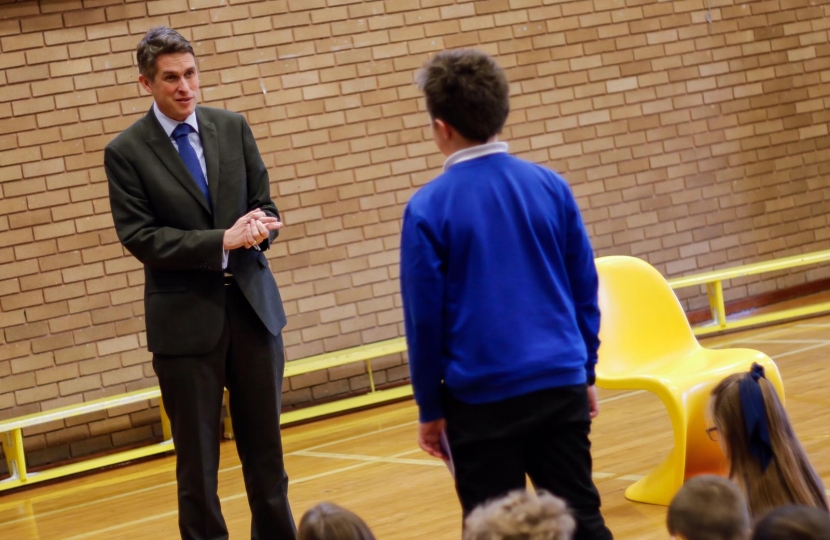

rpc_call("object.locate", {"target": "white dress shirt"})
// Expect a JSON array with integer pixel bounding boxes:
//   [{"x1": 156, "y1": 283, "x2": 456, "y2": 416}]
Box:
[
  {"x1": 152, "y1": 103, "x2": 208, "y2": 182},
  {"x1": 153, "y1": 104, "x2": 229, "y2": 268}
]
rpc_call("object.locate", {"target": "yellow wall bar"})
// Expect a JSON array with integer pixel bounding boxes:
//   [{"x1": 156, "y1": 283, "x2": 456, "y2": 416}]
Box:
[
  {"x1": 1, "y1": 429, "x2": 27, "y2": 483},
  {"x1": 705, "y1": 280, "x2": 727, "y2": 329}
]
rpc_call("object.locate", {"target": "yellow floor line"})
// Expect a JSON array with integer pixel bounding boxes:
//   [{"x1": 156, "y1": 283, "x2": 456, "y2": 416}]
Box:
[
  {"x1": 744, "y1": 339, "x2": 830, "y2": 344},
  {"x1": 1, "y1": 420, "x2": 425, "y2": 526},
  {"x1": 57, "y1": 463, "x2": 830, "y2": 540},
  {"x1": 216, "y1": 448, "x2": 424, "y2": 506},
  {"x1": 0, "y1": 481, "x2": 178, "y2": 528},
  {"x1": 0, "y1": 462, "x2": 176, "y2": 513},
  {"x1": 60, "y1": 509, "x2": 179, "y2": 540},
  {"x1": 774, "y1": 342, "x2": 830, "y2": 358},
  {"x1": 598, "y1": 390, "x2": 646, "y2": 403},
  {"x1": 57, "y1": 446, "x2": 653, "y2": 540},
  {"x1": 288, "y1": 419, "x2": 419, "y2": 453},
  {"x1": 616, "y1": 475, "x2": 646, "y2": 482},
  {"x1": 706, "y1": 326, "x2": 793, "y2": 347},
  {"x1": 294, "y1": 450, "x2": 443, "y2": 467}
]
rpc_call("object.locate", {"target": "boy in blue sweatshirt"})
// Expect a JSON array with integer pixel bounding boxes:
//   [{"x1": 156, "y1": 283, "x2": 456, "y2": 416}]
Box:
[{"x1": 400, "y1": 50, "x2": 612, "y2": 540}]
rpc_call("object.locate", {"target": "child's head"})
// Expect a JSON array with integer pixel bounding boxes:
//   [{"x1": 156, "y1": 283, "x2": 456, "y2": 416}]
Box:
[
  {"x1": 666, "y1": 475, "x2": 750, "y2": 540},
  {"x1": 463, "y1": 489, "x2": 575, "y2": 540},
  {"x1": 710, "y1": 363, "x2": 828, "y2": 516},
  {"x1": 752, "y1": 505, "x2": 830, "y2": 540},
  {"x1": 415, "y1": 49, "x2": 510, "y2": 153},
  {"x1": 297, "y1": 502, "x2": 375, "y2": 540}
]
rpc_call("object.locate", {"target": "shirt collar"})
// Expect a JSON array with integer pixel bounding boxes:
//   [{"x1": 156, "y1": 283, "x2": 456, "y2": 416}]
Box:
[
  {"x1": 443, "y1": 141, "x2": 509, "y2": 171},
  {"x1": 153, "y1": 102, "x2": 199, "y2": 138}
]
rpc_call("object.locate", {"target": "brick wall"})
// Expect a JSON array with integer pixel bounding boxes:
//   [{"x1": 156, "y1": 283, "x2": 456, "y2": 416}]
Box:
[{"x1": 1, "y1": 0, "x2": 829, "y2": 470}]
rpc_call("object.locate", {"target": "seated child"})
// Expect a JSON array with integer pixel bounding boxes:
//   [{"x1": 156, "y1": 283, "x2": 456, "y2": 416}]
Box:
[
  {"x1": 666, "y1": 475, "x2": 750, "y2": 540},
  {"x1": 752, "y1": 505, "x2": 830, "y2": 540},
  {"x1": 298, "y1": 502, "x2": 376, "y2": 540},
  {"x1": 710, "y1": 363, "x2": 828, "y2": 517},
  {"x1": 463, "y1": 489, "x2": 575, "y2": 540}
]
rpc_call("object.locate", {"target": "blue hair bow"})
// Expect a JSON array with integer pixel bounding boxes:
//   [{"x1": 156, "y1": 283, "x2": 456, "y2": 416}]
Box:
[{"x1": 738, "y1": 363, "x2": 773, "y2": 472}]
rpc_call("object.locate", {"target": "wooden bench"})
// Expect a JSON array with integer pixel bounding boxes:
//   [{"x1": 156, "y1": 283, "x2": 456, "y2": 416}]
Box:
[
  {"x1": 0, "y1": 388, "x2": 173, "y2": 492},
  {"x1": 0, "y1": 337, "x2": 409, "y2": 493},
  {"x1": 667, "y1": 249, "x2": 830, "y2": 335},
  {"x1": 225, "y1": 336, "x2": 410, "y2": 436}
]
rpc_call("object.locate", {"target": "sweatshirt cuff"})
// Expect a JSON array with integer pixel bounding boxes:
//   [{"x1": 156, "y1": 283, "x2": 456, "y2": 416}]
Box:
[
  {"x1": 585, "y1": 362, "x2": 597, "y2": 386},
  {"x1": 418, "y1": 402, "x2": 444, "y2": 423}
]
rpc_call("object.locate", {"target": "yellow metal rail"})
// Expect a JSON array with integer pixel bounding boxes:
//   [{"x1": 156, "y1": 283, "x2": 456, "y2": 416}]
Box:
[
  {"x1": 0, "y1": 337, "x2": 409, "y2": 492},
  {"x1": 0, "y1": 388, "x2": 165, "y2": 434},
  {"x1": 667, "y1": 249, "x2": 830, "y2": 335}
]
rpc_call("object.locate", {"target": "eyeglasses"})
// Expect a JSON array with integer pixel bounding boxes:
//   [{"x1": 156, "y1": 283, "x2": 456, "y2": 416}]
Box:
[{"x1": 706, "y1": 426, "x2": 719, "y2": 442}]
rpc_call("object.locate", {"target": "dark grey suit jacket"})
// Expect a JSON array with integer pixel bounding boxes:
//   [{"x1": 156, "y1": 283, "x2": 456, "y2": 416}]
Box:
[{"x1": 105, "y1": 106, "x2": 286, "y2": 356}]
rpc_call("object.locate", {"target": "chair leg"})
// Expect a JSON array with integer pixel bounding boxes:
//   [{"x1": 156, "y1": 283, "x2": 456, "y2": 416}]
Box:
[
  {"x1": 624, "y1": 392, "x2": 687, "y2": 506},
  {"x1": 625, "y1": 446, "x2": 685, "y2": 506}
]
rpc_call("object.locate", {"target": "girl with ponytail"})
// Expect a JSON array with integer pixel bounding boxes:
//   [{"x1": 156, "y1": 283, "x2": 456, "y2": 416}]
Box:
[{"x1": 709, "y1": 363, "x2": 828, "y2": 517}]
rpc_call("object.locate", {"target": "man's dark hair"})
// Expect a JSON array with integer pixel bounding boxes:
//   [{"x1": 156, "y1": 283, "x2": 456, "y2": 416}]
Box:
[
  {"x1": 667, "y1": 476, "x2": 750, "y2": 540},
  {"x1": 752, "y1": 505, "x2": 830, "y2": 540},
  {"x1": 137, "y1": 27, "x2": 195, "y2": 81},
  {"x1": 415, "y1": 49, "x2": 510, "y2": 143}
]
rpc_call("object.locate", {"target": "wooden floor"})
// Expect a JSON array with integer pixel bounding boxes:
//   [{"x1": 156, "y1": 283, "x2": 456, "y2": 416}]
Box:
[{"x1": 3, "y1": 315, "x2": 830, "y2": 539}]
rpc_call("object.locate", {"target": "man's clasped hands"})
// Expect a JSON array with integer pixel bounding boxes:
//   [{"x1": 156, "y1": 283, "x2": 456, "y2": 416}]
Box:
[{"x1": 223, "y1": 209, "x2": 283, "y2": 251}]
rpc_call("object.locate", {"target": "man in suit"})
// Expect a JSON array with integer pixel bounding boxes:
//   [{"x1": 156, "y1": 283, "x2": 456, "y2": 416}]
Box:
[{"x1": 105, "y1": 27, "x2": 295, "y2": 540}]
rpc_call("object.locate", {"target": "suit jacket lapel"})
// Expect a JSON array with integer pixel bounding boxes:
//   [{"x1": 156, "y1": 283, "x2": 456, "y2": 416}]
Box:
[
  {"x1": 198, "y1": 109, "x2": 221, "y2": 226},
  {"x1": 143, "y1": 108, "x2": 212, "y2": 215}
]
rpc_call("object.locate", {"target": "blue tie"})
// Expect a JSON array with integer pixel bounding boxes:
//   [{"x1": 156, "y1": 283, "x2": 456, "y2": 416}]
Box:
[{"x1": 171, "y1": 123, "x2": 211, "y2": 208}]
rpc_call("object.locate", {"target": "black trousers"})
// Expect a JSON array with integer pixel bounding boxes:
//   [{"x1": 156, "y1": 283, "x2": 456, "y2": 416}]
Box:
[
  {"x1": 153, "y1": 282, "x2": 296, "y2": 540},
  {"x1": 443, "y1": 384, "x2": 613, "y2": 540}
]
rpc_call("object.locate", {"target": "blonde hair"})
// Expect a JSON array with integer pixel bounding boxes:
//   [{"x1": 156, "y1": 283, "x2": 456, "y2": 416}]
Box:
[
  {"x1": 463, "y1": 490, "x2": 575, "y2": 540},
  {"x1": 297, "y1": 502, "x2": 375, "y2": 540},
  {"x1": 710, "y1": 369, "x2": 828, "y2": 517}
]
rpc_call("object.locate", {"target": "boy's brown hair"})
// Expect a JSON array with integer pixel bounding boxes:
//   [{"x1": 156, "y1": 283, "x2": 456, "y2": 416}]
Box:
[
  {"x1": 297, "y1": 502, "x2": 375, "y2": 540},
  {"x1": 752, "y1": 505, "x2": 830, "y2": 540},
  {"x1": 415, "y1": 49, "x2": 510, "y2": 143},
  {"x1": 667, "y1": 475, "x2": 750, "y2": 540}
]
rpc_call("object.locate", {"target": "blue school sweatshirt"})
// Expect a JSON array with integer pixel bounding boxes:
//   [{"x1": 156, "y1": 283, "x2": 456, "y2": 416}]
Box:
[{"x1": 400, "y1": 148, "x2": 600, "y2": 423}]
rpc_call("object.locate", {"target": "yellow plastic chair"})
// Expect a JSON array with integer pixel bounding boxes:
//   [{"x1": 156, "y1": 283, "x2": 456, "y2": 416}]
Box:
[{"x1": 595, "y1": 256, "x2": 784, "y2": 506}]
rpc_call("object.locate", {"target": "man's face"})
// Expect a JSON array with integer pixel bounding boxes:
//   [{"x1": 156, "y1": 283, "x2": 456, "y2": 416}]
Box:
[{"x1": 139, "y1": 52, "x2": 199, "y2": 122}]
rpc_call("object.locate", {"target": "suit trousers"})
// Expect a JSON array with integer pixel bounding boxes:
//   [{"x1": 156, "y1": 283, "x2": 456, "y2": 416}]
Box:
[
  {"x1": 153, "y1": 281, "x2": 296, "y2": 540},
  {"x1": 443, "y1": 384, "x2": 613, "y2": 540}
]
